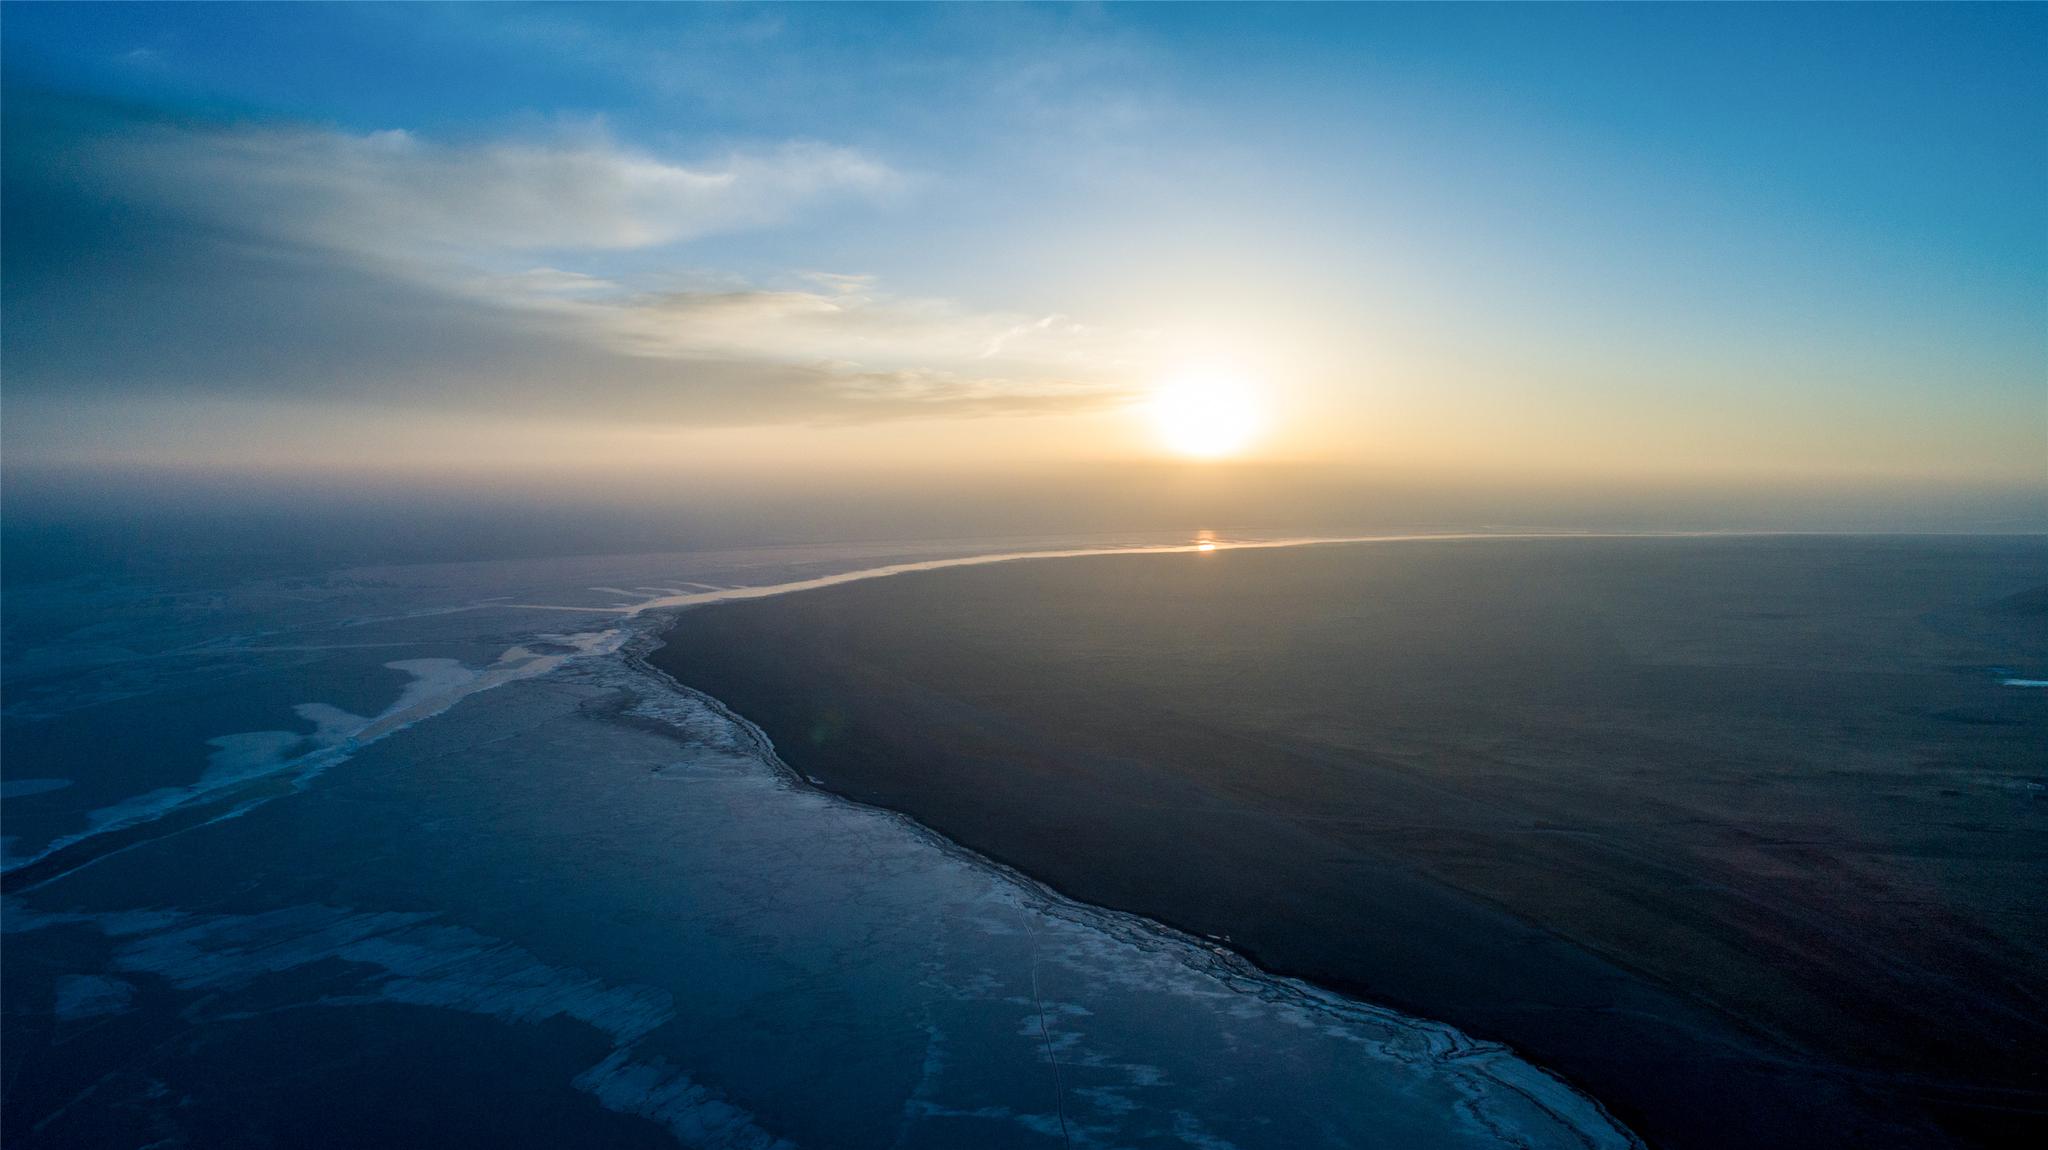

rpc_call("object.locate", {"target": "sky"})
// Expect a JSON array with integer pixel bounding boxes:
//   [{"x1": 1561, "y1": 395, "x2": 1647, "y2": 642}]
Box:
[{"x1": 3, "y1": 2, "x2": 2044, "y2": 541}]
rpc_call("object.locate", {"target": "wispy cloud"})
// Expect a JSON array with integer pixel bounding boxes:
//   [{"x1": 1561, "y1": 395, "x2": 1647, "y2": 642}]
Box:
[
  {"x1": 102, "y1": 121, "x2": 898, "y2": 261},
  {"x1": 505, "y1": 285, "x2": 1144, "y2": 379},
  {"x1": 5, "y1": 99, "x2": 1149, "y2": 432}
]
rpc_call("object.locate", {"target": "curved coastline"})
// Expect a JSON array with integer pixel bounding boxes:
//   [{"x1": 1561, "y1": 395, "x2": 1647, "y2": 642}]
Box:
[
  {"x1": 5, "y1": 531, "x2": 1657, "y2": 1148},
  {"x1": 22, "y1": 530, "x2": 2013, "y2": 1146},
  {"x1": 641, "y1": 533, "x2": 2043, "y2": 1150},
  {"x1": 21, "y1": 532, "x2": 2033, "y2": 1144},
  {"x1": 620, "y1": 626, "x2": 1645, "y2": 1149},
  {"x1": 0, "y1": 531, "x2": 1655, "y2": 889}
]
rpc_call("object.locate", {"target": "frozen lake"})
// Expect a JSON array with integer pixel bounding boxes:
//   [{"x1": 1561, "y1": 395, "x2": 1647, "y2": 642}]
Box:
[{"x1": 3, "y1": 539, "x2": 1639, "y2": 1149}]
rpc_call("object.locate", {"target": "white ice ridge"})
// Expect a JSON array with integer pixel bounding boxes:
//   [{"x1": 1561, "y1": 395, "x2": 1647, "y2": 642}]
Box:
[
  {"x1": 8, "y1": 531, "x2": 1714, "y2": 883},
  {"x1": 505, "y1": 530, "x2": 1724, "y2": 618},
  {"x1": 9, "y1": 634, "x2": 1645, "y2": 1149},
  {"x1": 3, "y1": 631, "x2": 625, "y2": 882},
  {"x1": 3, "y1": 533, "x2": 1671, "y2": 1147}
]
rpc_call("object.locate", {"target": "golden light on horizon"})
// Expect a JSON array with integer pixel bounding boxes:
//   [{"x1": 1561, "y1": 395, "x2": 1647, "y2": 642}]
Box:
[{"x1": 1147, "y1": 369, "x2": 1265, "y2": 459}]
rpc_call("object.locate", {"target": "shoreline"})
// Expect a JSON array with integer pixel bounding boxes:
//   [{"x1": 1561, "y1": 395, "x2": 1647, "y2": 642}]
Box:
[
  {"x1": 646, "y1": 534, "x2": 2045, "y2": 1149},
  {"x1": 644, "y1": 637, "x2": 1762, "y2": 1147},
  {"x1": 13, "y1": 531, "x2": 2034, "y2": 1145},
  {"x1": 620, "y1": 627, "x2": 1646, "y2": 1148},
  {"x1": 520, "y1": 529, "x2": 1803, "y2": 620}
]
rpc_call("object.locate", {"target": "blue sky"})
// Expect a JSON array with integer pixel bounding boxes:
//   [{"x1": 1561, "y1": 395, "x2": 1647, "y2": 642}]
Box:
[{"x1": 3, "y1": 2, "x2": 2042, "y2": 486}]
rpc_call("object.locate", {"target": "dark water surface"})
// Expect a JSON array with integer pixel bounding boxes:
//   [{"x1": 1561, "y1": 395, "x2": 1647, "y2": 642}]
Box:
[{"x1": 654, "y1": 535, "x2": 2048, "y2": 1149}]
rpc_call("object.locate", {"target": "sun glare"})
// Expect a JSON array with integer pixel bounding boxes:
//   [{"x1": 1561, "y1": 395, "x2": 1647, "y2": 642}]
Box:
[{"x1": 1148, "y1": 370, "x2": 1265, "y2": 459}]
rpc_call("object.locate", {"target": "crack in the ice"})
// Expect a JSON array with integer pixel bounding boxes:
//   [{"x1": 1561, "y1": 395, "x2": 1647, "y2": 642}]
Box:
[{"x1": 1030, "y1": 939, "x2": 1074, "y2": 1150}]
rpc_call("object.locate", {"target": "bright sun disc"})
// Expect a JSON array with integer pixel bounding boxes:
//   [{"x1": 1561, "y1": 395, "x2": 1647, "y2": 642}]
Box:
[{"x1": 1148, "y1": 371, "x2": 1264, "y2": 458}]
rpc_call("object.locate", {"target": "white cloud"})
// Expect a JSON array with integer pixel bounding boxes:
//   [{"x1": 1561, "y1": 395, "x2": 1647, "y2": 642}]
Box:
[
  {"x1": 495, "y1": 284, "x2": 1153, "y2": 395},
  {"x1": 45, "y1": 111, "x2": 1152, "y2": 419},
  {"x1": 800, "y1": 271, "x2": 878, "y2": 296},
  {"x1": 105, "y1": 122, "x2": 898, "y2": 262}
]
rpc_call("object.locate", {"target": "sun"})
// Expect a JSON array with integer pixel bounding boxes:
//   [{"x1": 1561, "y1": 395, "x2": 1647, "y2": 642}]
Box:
[{"x1": 1147, "y1": 369, "x2": 1265, "y2": 459}]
